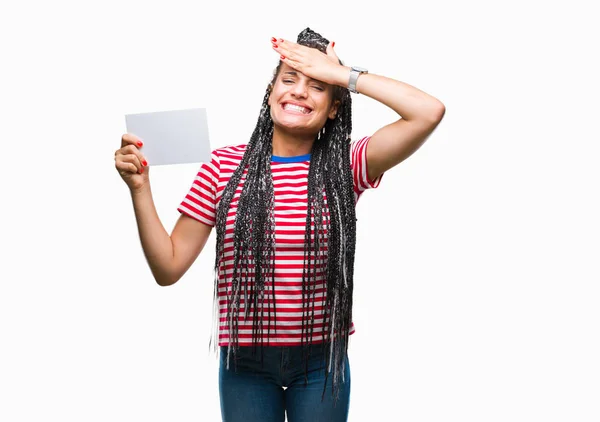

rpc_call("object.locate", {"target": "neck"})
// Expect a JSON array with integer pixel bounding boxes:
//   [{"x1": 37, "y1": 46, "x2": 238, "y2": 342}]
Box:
[{"x1": 271, "y1": 126, "x2": 315, "y2": 157}]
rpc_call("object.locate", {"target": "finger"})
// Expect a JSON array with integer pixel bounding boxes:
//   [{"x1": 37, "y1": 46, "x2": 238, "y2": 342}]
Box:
[
  {"x1": 326, "y1": 41, "x2": 339, "y2": 61},
  {"x1": 120, "y1": 153, "x2": 144, "y2": 173},
  {"x1": 121, "y1": 133, "x2": 144, "y2": 149},
  {"x1": 115, "y1": 160, "x2": 139, "y2": 175},
  {"x1": 116, "y1": 144, "x2": 148, "y2": 167},
  {"x1": 116, "y1": 146, "x2": 148, "y2": 173},
  {"x1": 274, "y1": 37, "x2": 295, "y2": 48},
  {"x1": 272, "y1": 45, "x2": 289, "y2": 63},
  {"x1": 272, "y1": 40, "x2": 299, "y2": 66},
  {"x1": 271, "y1": 40, "x2": 285, "y2": 58},
  {"x1": 272, "y1": 38, "x2": 297, "y2": 57},
  {"x1": 278, "y1": 54, "x2": 300, "y2": 71}
]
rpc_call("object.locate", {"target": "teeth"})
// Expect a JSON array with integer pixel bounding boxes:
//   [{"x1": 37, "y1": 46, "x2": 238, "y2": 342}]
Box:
[{"x1": 284, "y1": 103, "x2": 310, "y2": 114}]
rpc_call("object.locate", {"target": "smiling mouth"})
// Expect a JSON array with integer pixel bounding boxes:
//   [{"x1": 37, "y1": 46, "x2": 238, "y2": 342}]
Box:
[{"x1": 282, "y1": 103, "x2": 312, "y2": 114}]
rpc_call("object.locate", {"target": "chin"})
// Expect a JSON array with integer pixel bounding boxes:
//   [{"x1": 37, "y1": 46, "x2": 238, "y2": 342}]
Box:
[
  {"x1": 275, "y1": 122, "x2": 317, "y2": 137},
  {"x1": 273, "y1": 116, "x2": 308, "y2": 130}
]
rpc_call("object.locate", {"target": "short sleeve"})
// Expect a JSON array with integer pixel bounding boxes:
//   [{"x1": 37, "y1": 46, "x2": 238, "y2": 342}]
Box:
[
  {"x1": 177, "y1": 151, "x2": 220, "y2": 226},
  {"x1": 351, "y1": 136, "x2": 383, "y2": 195}
]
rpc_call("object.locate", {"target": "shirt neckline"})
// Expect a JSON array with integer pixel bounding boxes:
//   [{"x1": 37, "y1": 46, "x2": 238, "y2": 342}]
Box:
[{"x1": 271, "y1": 153, "x2": 311, "y2": 163}]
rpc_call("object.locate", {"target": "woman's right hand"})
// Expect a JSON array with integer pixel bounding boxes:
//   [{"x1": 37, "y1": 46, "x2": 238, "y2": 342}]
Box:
[{"x1": 114, "y1": 133, "x2": 149, "y2": 192}]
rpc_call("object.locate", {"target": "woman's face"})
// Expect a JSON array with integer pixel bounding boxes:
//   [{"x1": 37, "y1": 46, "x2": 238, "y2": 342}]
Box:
[{"x1": 268, "y1": 63, "x2": 339, "y2": 137}]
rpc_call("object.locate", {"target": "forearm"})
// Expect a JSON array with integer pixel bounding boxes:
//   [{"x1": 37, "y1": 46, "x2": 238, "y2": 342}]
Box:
[
  {"x1": 336, "y1": 66, "x2": 444, "y2": 122},
  {"x1": 130, "y1": 185, "x2": 175, "y2": 286}
]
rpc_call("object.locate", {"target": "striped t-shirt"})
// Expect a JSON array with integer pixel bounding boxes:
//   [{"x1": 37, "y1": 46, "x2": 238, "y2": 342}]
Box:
[{"x1": 178, "y1": 136, "x2": 383, "y2": 346}]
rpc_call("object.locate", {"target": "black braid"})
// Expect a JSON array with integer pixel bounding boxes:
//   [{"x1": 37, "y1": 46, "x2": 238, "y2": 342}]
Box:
[{"x1": 213, "y1": 27, "x2": 356, "y2": 406}]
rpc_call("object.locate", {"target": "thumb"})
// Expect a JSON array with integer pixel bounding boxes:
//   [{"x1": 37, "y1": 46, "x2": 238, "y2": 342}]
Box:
[{"x1": 326, "y1": 41, "x2": 340, "y2": 62}]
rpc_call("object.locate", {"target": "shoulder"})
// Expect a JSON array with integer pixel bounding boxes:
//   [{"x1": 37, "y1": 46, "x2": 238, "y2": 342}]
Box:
[
  {"x1": 349, "y1": 136, "x2": 371, "y2": 165},
  {"x1": 212, "y1": 144, "x2": 247, "y2": 162},
  {"x1": 207, "y1": 144, "x2": 247, "y2": 178},
  {"x1": 350, "y1": 136, "x2": 370, "y2": 152}
]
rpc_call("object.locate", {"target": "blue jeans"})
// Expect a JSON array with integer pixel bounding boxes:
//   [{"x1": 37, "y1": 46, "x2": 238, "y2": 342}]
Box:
[{"x1": 219, "y1": 343, "x2": 351, "y2": 422}]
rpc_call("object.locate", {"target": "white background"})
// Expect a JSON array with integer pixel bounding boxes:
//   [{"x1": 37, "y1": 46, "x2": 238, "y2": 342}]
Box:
[{"x1": 1, "y1": 0, "x2": 598, "y2": 421}]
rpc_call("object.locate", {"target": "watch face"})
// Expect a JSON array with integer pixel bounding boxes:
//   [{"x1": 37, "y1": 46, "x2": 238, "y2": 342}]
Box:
[{"x1": 352, "y1": 66, "x2": 368, "y2": 73}]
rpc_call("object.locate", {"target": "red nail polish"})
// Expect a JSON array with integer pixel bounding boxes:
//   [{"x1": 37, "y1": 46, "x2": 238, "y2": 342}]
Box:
[
  {"x1": 140, "y1": 168, "x2": 144, "y2": 173},
  {"x1": 142, "y1": 160, "x2": 148, "y2": 166},
  {"x1": 279, "y1": 38, "x2": 283, "y2": 43},
  {"x1": 332, "y1": 41, "x2": 335, "y2": 47},
  {"x1": 280, "y1": 55, "x2": 285, "y2": 60},
  {"x1": 271, "y1": 37, "x2": 277, "y2": 42},
  {"x1": 272, "y1": 43, "x2": 278, "y2": 48},
  {"x1": 137, "y1": 141, "x2": 143, "y2": 147}
]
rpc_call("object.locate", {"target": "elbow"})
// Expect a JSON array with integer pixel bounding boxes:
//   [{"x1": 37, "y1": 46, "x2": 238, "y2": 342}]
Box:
[
  {"x1": 438, "y1": 103, "x2": 446, "y2": 120},
  {"x1": 154, "y1": 271, "x2": 180, "y2": 287},
  {"x1": 430, "y1": 101, "x2": 445, "y2": 124},
  {"x1": 156, "y1": 278, "x2": 177, "y2": 287},
  {"x1": 421, "y1": 103, "x2": 445, "y2": 128}
]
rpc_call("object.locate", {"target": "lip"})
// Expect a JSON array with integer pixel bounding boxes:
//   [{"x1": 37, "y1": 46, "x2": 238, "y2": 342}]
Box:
[{"x1": 281, "y1": 101, "x2": 313, "y2": 114}]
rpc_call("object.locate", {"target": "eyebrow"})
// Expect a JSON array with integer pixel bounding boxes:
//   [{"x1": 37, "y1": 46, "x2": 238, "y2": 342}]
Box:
[{"x1": 282, "y1": 71, "x2": 324, "y2": 85}]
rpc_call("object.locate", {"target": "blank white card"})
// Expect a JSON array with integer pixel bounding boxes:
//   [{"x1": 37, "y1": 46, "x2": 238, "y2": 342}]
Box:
[{"x1": 125, "y1": 108, "x2": 212, "y2": 166}]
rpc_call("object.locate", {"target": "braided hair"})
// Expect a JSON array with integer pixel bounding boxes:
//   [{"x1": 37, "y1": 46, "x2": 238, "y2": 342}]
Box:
[{"x1": 212, "y1": 27, "x2": 356, "y2": 404}]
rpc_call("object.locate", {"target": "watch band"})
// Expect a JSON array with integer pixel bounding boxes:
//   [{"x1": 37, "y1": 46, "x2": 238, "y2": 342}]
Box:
[{"x1": 348, "y1": 66, "x2": 368, "y2": 94}]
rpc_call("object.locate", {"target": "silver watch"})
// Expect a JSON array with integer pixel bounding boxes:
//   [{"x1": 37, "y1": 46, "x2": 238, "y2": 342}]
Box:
[{"x1": 348, "y1": 66, "x2": 368, "y2": 94}]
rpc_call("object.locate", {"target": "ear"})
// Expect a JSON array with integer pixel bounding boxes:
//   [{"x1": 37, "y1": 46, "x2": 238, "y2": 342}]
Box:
[{"x1": 328, "y1": 99, "x2": 340, "y2": 120}]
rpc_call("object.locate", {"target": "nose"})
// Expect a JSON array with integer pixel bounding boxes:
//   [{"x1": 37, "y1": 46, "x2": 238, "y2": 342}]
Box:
[{"x1": 290, "y1": 80, "x2": 308, "y2": 99}]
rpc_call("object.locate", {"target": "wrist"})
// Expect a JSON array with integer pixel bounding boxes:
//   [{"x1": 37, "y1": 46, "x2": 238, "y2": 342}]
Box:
[
  {"x1": 130, "y1": 183, "x2": 151, "y2": 198},
  {"x1": 335, "y1": 65, "x2": 352, "y2": 88},
  {"x1": 347, "y1": 66, "x2": 369, "y2": 94}
]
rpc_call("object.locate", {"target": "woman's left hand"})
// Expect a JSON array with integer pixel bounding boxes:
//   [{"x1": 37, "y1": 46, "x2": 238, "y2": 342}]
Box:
[{"x1": 271, "y1": 38, "x2": 348, "y2": 87}]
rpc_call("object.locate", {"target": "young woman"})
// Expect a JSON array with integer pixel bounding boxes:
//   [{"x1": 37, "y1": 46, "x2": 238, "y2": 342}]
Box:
[{"x1": 114, "y1": 27, "x2": 445, "y2": 422}]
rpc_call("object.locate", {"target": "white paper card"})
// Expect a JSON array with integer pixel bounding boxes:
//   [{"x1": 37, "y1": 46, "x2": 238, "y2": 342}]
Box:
[{"x1": 125, "y1": 108, "x2": 211, "y2": 166}]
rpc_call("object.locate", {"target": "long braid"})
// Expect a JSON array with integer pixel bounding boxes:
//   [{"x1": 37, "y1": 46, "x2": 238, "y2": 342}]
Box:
[
  {"x1": 213, "y1": 88, "x2": 277, "y2": 366},
  {"x1": 214, "y1": 27, "x2": 356, "y2": 406},
  {"x1": 320, "y1": 93, "x2": 356, "y2": 403}
]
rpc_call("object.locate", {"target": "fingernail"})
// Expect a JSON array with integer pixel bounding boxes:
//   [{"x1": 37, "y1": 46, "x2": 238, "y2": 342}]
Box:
[
  {"x1": 278, "y1": 38, "x2": 283, "y2": 43},
  {"x1": 142, "y1": 160, "x2": 148, "y2": 166},
  {"x1": 137, "y1": 141, "x2": 143, "y2": 147},
  {"x1": 280, "y1": 55, "x2": 285, "y2": 60},
  {"x1": 140, "y1": 168, "x2": 144, "y2": 173},
  {"x1": 272, "y1": 43, "x2": 278, "y2": 48},
  {"x1": 271, "y1": 37, "x2": 277, "y2": 42},
  {"x1": 332, "y1": 41, "x2": 335, "y2": 47}
]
